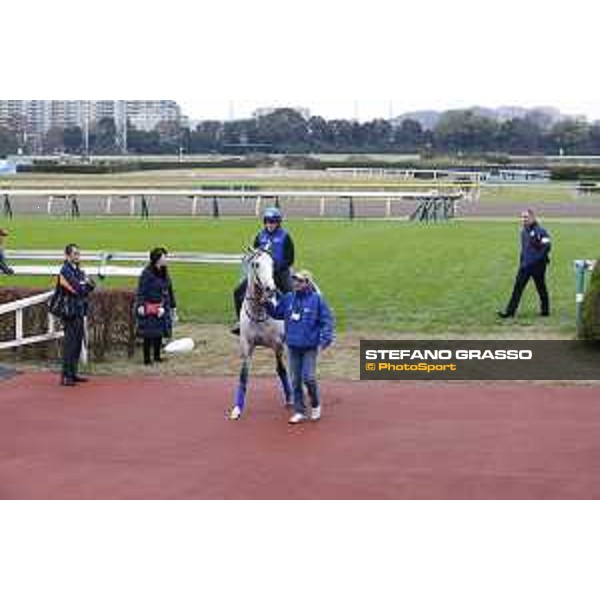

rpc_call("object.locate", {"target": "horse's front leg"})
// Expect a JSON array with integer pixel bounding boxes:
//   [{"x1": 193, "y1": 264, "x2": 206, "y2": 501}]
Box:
[
  {"x1": 276, "y1": 346, "x2": 292, "y2": 407},
  {"x1": 229, "y1": 343, "x2": 253, "y2": 420}
]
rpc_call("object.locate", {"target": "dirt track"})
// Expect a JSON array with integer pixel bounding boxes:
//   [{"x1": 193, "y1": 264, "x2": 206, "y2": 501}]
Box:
[
  {"x1": 2, "y1": 373, "x2": 600, "y2": 499},
  {"x1": 5, "y1": 193, "x2": 600, "y2": 219}
]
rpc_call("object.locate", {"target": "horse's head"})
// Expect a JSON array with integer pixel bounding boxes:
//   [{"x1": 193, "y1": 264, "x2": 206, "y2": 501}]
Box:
[{"x1": 246, "y1": 247, "x2": 276, "y2": 298}]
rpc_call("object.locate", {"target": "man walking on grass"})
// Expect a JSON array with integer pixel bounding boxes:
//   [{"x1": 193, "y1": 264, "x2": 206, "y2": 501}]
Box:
[{"x1": 498, "y1": 209, "x2": 551, "y2": 319}]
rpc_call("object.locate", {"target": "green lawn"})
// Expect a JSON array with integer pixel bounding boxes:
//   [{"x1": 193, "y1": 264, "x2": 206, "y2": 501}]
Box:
[
  {"x1": 479, "y1": 183, "x2": 579, "y2": 204},
  {"x1": 1, "y1": 217, "x2": 598, "y2": 336}
]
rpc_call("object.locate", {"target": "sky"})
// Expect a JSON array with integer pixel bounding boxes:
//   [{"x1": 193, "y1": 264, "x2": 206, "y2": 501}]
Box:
[{"x1": 4, "y1": 0, "x2": 600, "y2": 122}]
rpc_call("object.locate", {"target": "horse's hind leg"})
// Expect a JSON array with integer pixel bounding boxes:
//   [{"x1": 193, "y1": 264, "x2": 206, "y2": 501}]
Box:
[{"x1": 276, "y1": 348, "x2": 292, "y2": 407}]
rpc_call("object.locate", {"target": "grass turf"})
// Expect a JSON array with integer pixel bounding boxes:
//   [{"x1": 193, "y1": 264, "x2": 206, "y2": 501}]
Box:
[
  {"x1": 0, "y1": 172, "x2": 580, "y2": 202},
  {"x1": 1, "y1": 216, "x2": 598, "y2": 337}
]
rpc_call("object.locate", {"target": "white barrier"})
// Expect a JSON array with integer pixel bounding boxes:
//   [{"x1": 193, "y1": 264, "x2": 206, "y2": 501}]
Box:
[
  {"x1": 6, "y1": 250, "x2": 243, "y2": 266},
  {"x1": 0, "y1": 187, "x2": 468, "y2": 218},
  {"x1": 1, "y1": 249, "x2": 243, "y2": 356},
  {"x1": 2, "y1": 188, "x2": 464, "y2": 198},
  {"x1": 10, "y1": 265, "x2": 143, "y2": 277},
  {"x1": 0, "y1": 291, "x2": 63, "y2": 351}
]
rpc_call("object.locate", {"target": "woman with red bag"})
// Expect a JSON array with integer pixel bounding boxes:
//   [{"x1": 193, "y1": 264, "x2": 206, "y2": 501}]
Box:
[{"x1": 135, "y1": 247, "x2": 177, "y2": 365}]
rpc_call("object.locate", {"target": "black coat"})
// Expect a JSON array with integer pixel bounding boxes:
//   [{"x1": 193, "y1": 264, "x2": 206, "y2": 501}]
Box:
[
  {"x1": 135, "y1": 265, "x2": 177, "y2": 339},
  {"x1": 59, "y1": 260, "x2": 95, "y2": 319}
]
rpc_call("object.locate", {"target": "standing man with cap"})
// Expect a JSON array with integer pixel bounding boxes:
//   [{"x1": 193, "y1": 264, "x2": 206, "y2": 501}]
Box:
[
  {"x1": 231, "y1": 206, "x2": 295, "y2": 335},
  {"x1": 0, "y1": 229, "x2": 14, "y2": 275},
  {"x1": 498, "y1": 209, "x2": 551, "y2": 319}
]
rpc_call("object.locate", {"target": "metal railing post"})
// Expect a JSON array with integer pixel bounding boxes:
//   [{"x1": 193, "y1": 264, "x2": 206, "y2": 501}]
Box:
[
  {"x1": 15, "y1": 308, "x2": 23, "y2": 342},
  {"x1": 2, "y1": 194, "x2": 12, "y2": 219},
  {"x1": 574, "y1": 260, "x2": 588, "y2": 337}
]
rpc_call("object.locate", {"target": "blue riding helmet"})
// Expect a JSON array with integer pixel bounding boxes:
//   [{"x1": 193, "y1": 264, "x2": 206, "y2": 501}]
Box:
[{"x1": 263, "y1": 207, "x2": 283, "y2": 223}]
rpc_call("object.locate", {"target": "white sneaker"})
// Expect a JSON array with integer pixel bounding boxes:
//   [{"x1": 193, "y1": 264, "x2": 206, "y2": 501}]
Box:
[
  {"x1": 288, "y1": 412, "x2": 307, "y2": 425},
  {"x1": 310, "y1": 406, "x2": 321, "y2": 421},
  {"x1": 228, "y1": 405, "x2": 242, "y2": 421}
]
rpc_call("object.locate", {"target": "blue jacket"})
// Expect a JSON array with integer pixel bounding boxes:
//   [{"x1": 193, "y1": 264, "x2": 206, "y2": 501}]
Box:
[
  {"x1": 254, "y1": 227, "x2": 294, "y2": 272},
  {"x1": 267, "y1": 288, "x2": 334, "y2": 350},
  {"x1": 59, "y1": 260, "x2": 94, "y2": 318},
  {"x1": 520, "y1": 222, "x2": 551, "y2": 268}
]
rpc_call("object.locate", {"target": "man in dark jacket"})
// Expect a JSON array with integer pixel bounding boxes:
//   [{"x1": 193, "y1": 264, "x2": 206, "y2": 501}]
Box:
[
  {"x1": 267, "y1": 269, "x2": 334, "y2": 424},
  {"x1": 498, "y1": 209, "x2": 551, "y2": 319},
  {"x1": 0, "y1": 228, "x2": 14, "y2": 275},
  {"x1": 231, "y1": 206, "x2": 295, "y2": 335},
  {"x1": 59, "y1": 244, "x2": 96, "y2": 386}
]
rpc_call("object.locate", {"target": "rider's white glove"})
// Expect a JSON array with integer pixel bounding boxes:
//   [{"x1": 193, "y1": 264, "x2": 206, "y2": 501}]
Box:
[
  {"x1": 158, "y1": 307, "x2": 166, "y2": 318},
  {"x1": 137, "y1": 305, "x2": 145, "y2": 316}
]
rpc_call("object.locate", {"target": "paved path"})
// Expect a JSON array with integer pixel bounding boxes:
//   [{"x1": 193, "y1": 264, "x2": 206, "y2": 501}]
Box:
[{"x1": 2, "y1": 373, "x2": 600, "y2": 499}]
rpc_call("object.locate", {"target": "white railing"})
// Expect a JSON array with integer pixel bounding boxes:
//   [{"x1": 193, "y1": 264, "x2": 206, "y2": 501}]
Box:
[
  {"x1": 0, "y1": 291, "x2": 64, "y2": 351},
  {"x1": 0, "y1": 187, "x2": 468, "y2": 218},
  {"x1": 6, "y1": 250, "x2": 243, "y2": 266},
  {"x1": 10, "y1": 265, "x2": 143, "y2": 277},
  {"x1": 3, "y1": 250, "x2": 243, "y2": 280}
]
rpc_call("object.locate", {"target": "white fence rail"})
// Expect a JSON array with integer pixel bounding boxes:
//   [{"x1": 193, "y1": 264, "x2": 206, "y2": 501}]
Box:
[
  {"x1": 0, "y1": 291, "x2": 64, "y2": 351},
  {"x1": 1, "y1": 188, "x2": 470, "y2": 218},
  {"x1": 1, "y1": 249, "x2": 242, "y2": 355},
  {"x1": 9, "y1": 265, "x2": 143, "y2": 277},
  {"x1": 6, "y1": 250, "x2": 244, "y2": 265}
]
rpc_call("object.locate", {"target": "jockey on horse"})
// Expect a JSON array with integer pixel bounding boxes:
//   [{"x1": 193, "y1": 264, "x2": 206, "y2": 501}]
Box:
[{"x1": 231, "y1": 206, "x2": 295, "y2": 335}]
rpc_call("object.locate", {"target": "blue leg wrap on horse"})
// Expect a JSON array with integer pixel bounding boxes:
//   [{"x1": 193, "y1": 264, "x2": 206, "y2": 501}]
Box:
[
  {"x1": 277, "y1": 361, "x2": 292, "y2": 401},
  {"x1": 235, "y1": 364, "x2": 249, "y2": 409}
]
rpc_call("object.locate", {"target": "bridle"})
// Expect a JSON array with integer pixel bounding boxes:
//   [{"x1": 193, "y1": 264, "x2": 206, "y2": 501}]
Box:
[{"x1": 244, "y1": 249, "x2": 275, "y2": 323}]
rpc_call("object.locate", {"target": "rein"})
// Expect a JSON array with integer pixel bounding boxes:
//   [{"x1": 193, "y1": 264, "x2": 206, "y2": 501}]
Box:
[{"x1": 243, "y1": 251, "x2": 273, "y2": 324}]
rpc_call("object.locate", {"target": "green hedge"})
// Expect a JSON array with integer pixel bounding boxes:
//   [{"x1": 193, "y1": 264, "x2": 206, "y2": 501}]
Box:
[
  {"x1": 0, "y1": 287, "x2": 136, "y2": 360},
  {"x1": 17, "y1": 157, "x2": 269, "y2": 174},
  {"x1": 582, "y1": 261, "x2": 600, "y2": 340},
  {"x1": 550, "y1": 166, "x2": 600, "y2": 181}
]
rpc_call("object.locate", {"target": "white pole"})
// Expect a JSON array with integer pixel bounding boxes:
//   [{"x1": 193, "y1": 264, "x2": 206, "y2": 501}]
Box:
[
  {"x1": 81, "y1": 317, "x2": 89, "y2": 365},
  {"x1": 15, "y1": 308, "x2": 23, "y2": 341},
  {"x1": 48, "y1": 313, "x2": 56, "y2": 334}
]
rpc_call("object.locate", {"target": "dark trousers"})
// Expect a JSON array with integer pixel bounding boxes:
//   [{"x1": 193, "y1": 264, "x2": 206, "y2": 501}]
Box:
[
  {"x1": 0, "y1": 251, "x2": 13, "y2": 275},
  {"x1": 505, "y1": 261, "x2": 549, "y2": 316},
  {"x1": 62, "y1": 317, "x2": 85, "y2": 378},
  {"x1": 233, "y1": 269, "x2": 292, "y2": 318},
  {"x1": 143, "y1": 337, "x2": 162, "y2": 364}
]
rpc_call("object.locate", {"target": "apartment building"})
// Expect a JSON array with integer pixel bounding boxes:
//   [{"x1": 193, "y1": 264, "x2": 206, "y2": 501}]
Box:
[{"x1": 0, "y1": 100, "x2": 183, "y2": 134}]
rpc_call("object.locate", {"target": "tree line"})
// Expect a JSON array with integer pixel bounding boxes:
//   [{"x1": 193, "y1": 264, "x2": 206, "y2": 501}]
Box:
[{"x1": 2, "y1": 108, "x2": 600, "y2": 157}]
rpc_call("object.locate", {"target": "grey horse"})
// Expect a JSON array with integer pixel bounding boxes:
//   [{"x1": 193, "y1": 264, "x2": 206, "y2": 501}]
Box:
[{"x1": 228, "y1": 247, "x2": 292, "y2": 420}]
